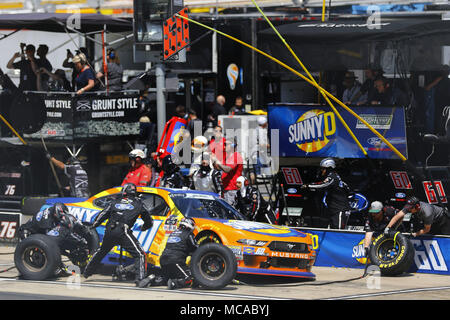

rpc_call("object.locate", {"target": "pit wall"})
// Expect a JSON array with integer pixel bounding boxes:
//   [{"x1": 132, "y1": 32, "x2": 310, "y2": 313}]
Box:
[{"x1": 297, "y1": 227, "x2": 450, "y2": 276}]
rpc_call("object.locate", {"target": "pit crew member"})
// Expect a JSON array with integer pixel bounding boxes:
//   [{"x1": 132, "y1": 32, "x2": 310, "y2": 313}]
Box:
[
  {"x1": 233, "y1": 176, "x2": 276, "y2": 224},
  {"x1": 160, "y1": 218, "x2": 198, "y2": 290},
  {"x1": 46, "y1": 153, "x2": 90, "y2": 198},
  {"x1": 363, "y1": 201, "x2": 400, "y2": 257},
  {"x1": 83, "y1": 183, "x2": 154, "y2": 287},
  {"x1": 160, "y1": 154, "x2": 185, "y2": 189},
  {"x1": 301, "y1": 158, "x2": 352, "y2": 229},
  {"x1": 190, "y1": 152, "x2": 223, "y2": 196},
  {"x1": 385, "y1": 196, "x2": 450, "y2": 236}
]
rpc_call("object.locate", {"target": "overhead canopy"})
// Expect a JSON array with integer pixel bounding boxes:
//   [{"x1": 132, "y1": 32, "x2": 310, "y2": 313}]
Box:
[
  {"x1": 0, "y1": 13, "x2": 132, "y2": 33},
  {"x1": 258, "y1": 17, "x2": 450, "y2": 72},
  {"x1": 259, "y1": 18, "x2": 450, "y2": 44}
]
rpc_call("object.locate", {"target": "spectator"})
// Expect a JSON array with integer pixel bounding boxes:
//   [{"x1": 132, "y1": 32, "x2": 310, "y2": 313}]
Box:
[
  {"x1": 371, "y1": 76, "x2": 409, "y2": 106},
  {"x1": 175, "y1": 104, "x2": 188, "y2": 120},
  {"x1": 354, "y1": 67, "x2": 383, "y2": 105},
  {"x1": 6, "y1": 44, "x2": 39, "y2": 91},
  {"x1": 139, "y1": 116, "x2": 158, "y2": 155},
  {"x1": 39, "y1": 69, "x2": 72, "y2": 92},
  {"x1": 96, "y1": 48, "x2": 123, "y2": 92},
  {"x1": 36, "y1": 44, "x2": 52, "y2": 91},
  {"x1": 208, "y1": 95, "x2": 227, "y2": 126},
  {"x1": 228, "y1": 96, "x2": 246, "y2": 115},
  {"x1": 73, "y1": 53, "x2": 95, "y2": 95},
  {"x1": 63, "y1": 47, "x2": 89, "y2": 90},
  {"x1": 249, "y1": 116, "x2": 271, "y2": 181},
  {"x1": 342, "y1": 71, "x2": 366, "y2": 105},
  {"x1": 186, "y1": 109, "x2": 202, "y2": 140},
  {"x1": 212, "y1": 139, "x2": 243, "y2": 205},
  {"x1": 209, "y1": 125, "x2": 226, "y2": 164}
]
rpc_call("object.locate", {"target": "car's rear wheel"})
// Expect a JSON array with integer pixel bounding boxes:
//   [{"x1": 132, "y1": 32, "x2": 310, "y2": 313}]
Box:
[{"x1": 14, "y1": 234, "x2": 61, "y2": 280}]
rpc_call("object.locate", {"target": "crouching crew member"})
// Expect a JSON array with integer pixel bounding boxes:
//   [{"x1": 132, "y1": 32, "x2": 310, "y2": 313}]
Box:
[
  {"x1": 363, "y1": 201, "x2": 400, "y2": 257},
  {"x1": 83, "y1": 183, "x2": 154, "y2": 287},
  {"x1": 160, "y1": 218, "x2": 198, "y2": 290}
]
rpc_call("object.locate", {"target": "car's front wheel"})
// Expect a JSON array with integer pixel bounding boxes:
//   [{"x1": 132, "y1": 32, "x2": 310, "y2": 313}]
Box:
[{"x1": 190, "y1": 243, "x2": 237, "y2": 289}]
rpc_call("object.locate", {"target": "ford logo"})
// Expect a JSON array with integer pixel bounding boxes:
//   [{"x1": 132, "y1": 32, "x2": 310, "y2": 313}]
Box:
[
  {"x1": 367, "y1": 137, "x2": 382, "y2": 146},
  {"x1": 287, "y1": 188, "x2": 297, "y2": 194},
  {"x1": 395, "y1": 192, "x2": 406, "y2": 198}
]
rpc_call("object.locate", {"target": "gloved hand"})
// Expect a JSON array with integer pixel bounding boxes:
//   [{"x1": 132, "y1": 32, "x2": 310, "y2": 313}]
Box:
[
  {"x1": 45, "y1": 152, "x2": 52, "y2": 160},
  {"x1": 384, "y1": 227, "x2": 390, "y2": 235}
]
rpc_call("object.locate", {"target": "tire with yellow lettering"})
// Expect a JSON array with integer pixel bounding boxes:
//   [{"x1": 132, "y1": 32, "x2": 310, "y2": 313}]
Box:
[
  {"x1": 191, "y1": 243, "x2": 237, "y2": 289},
  {"x1": 369, "y1": 233, "x2": 415, "y2": 276}
]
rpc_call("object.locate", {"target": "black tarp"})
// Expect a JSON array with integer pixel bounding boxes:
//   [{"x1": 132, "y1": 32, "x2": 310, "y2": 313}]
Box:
[
  {"x1": 0, "y1": 13, "x2": 132, "y2": 33},
  {"x1": 258, "y1": 17, "x2": 450, "y2": 72},
  {"x1": 259, "y1": 18, "x2": 450, "y2": 44}
]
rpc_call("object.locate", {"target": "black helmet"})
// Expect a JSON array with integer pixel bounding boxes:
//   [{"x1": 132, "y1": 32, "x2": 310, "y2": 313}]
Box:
[
  {"x1": 67, "y1": 156, "x2": 80, "y2": 165},
  {"x1": 50, "y1": 202, "x2": 69, "y2": 219},
  {"x1": 406, "y1": 196, "x2": 420, "y2": 206},
  {"x1": 179, "y1": 217, "x2": 195, "y2": 231},
  {"x1": 121, "y1": 183, "x2": 137, "y2": 198},
  {"x1": 162, "y1": 154, "x2": 177, "y2": 173}
]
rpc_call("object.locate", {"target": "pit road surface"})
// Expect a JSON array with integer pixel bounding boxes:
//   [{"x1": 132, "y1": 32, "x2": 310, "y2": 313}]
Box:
[{"x1": 1, "y1": 246, "x2": 449, "y2": 300}]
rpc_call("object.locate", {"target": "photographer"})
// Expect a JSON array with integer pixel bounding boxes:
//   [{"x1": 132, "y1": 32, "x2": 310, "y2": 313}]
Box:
[{"x1": 6, "y1": 43, "x2": 39, "y2": 91}]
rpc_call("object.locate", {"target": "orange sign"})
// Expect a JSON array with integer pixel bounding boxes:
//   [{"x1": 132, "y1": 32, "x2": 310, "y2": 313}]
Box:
[{"x1": 163, "y1": 8, "x2": 190, "y2": 60}]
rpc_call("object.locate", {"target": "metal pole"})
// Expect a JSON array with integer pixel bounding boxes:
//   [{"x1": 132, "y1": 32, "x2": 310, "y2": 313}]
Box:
[{"x1": 156, "y1": 63, "x2": 166, "y2": 140}]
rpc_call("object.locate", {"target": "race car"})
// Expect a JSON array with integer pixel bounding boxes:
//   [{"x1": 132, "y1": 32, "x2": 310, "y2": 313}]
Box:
[{"x1": 38, "y1": 187, "x2": 317, "y2": 279}]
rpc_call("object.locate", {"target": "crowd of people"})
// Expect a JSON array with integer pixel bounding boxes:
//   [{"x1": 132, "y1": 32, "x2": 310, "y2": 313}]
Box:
[
  {"x1": 335, "y1": 65, "x2": 450, "y2": 136},
  {"x1": 5, "y1": 44, "x2": 123, "y2": 93}
]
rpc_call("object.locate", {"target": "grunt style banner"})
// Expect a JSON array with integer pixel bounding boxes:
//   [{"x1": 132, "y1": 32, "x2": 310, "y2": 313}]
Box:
[{"x1": 268, "y1": 104, "x2": 407, "y2": 159}]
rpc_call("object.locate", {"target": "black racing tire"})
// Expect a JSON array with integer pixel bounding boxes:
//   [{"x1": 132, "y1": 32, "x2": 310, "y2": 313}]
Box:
[
  {"x1": 369, "y1": 232, "x2": 415, "y2": 276},
  {"x1": 14, "y1": 234, "x2": 62, "y2": 280},
  {"x1": 21, "y1": 197, "x2": 51, "y2": 216},
  {"x1": 190, "y1": 243, "x2": 237, "y2": 290}
]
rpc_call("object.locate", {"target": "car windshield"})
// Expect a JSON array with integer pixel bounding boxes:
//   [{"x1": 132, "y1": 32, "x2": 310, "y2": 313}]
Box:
[{"x1": 170, "y1": 193, "x2": 246, "y2": 220}]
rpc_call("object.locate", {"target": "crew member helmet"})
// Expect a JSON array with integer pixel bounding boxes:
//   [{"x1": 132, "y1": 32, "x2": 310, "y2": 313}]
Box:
[
  {"x1": 179, "y1": 217, "x2": 195, "y2": 231},
  {"x1": 121, "y1": 183, "x2": 137, "y2": 198},
  {"x1": 50, "y1": 202, "x2": 69, "y2": 219},
  {"x1": 129, "y1": 149, "x2": 146, "y2": 160},
  {"x1": 320, "y1": 158, "x2": 336, "y2": 169}
]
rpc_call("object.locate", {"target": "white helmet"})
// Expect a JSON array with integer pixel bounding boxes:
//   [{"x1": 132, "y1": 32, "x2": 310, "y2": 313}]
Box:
[
  {"x1": 129, "y1": 149, "x2": 146, "y2": 159},
  {"x1": 179, "y1": 217, "x2": 195, "y2": 231},
  {"x1": 320, "y1": 158, "x2": 336, "y2": 169},
  {"x1": 192, "y1": 136, "x2": 208, "y2": 152}
]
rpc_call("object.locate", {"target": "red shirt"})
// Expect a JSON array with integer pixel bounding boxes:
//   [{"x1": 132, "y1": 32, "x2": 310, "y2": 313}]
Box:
[
  {"x1": 209, "y1": 137, "x2": 226, "y2": 163},
  {"x1": 221, "y1": 151, "x2": 243, "y2": 191},
  {"x1": 121, "y1": 164, "x2": 151, "y2": 187}
]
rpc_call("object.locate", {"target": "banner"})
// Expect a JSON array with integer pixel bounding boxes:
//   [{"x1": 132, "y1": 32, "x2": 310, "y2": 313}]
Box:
[
  {"x1": 268, "y1": 104, "x2": 407, "y2": 159},
  {"x1": 23, "y1": 92, "x2": 141, "y2": 140},
  {"x1": 299, "y1": 228, "x2": 450, "y2": 275}
]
